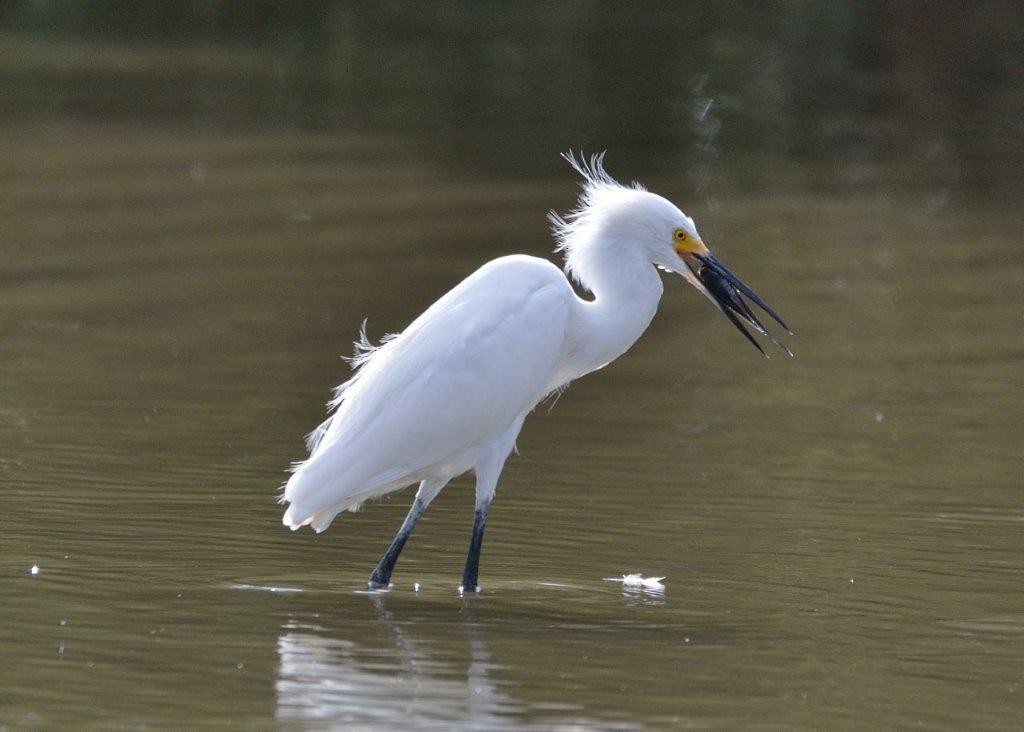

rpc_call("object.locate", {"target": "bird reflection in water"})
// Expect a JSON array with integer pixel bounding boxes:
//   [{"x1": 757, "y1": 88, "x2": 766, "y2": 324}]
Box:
[{"x1": 275, "y1": 593, "x2": 520, "y2": 727}]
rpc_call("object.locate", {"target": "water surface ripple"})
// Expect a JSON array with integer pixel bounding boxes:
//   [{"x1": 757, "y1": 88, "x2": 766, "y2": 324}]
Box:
[{"x1": 2, "y1": 128, "x2": 1022, "y2": 727}]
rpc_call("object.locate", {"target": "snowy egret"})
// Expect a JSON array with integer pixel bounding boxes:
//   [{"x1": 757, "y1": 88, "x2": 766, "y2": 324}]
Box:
[{"x1": 281, "y1": 153, "x2": 790, "y2": 592}]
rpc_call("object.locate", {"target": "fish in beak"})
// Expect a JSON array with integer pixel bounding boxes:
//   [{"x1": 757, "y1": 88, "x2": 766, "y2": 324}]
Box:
[{"x1": 688, "y1": 251, "x2": 792, "y2": 357}]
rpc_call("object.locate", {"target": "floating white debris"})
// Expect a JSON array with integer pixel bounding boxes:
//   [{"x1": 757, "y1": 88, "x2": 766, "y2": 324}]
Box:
[
  {"x1": 603, "y1": 573, "x2": 666, "y2": 590},
  {"x1": 29, "y1": 564, "x2": 40, "y2": 576},
  {"x1": 413, "y1": 582, "x2": 421, "y2": 592}
]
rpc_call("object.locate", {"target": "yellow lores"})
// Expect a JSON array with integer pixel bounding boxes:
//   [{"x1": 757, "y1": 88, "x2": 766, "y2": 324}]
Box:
[{"x1": 672, "y1": 227, "x2": 710, "y2": 256}]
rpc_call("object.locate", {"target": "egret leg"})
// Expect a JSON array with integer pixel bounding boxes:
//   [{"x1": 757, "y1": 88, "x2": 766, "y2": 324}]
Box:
[
  {"x1": 461, "y1": 504, "x2": 489, "y2": 592},
  {"x1": 460, "y1": 418, "x2": 522, "y2": 593},
  {"x1": 368, "y1": 478, "x2": 446, "y2": 589}
]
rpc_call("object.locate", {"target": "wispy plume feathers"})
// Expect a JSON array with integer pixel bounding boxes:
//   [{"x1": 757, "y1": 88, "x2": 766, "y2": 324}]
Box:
[{"x1": 548, "y1": 151, "x2": 646, "y2": 287}]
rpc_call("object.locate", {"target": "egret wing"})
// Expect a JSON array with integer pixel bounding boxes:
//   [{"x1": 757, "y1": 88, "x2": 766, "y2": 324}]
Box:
[{"x1": 283, "y1": 256, "x2": 572, "y2": 527}]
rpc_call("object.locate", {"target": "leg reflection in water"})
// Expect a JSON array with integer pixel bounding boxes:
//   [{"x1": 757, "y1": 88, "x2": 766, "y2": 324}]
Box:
[{"x1": 274, "y1": 592, "x2": 516, "y2": 727}]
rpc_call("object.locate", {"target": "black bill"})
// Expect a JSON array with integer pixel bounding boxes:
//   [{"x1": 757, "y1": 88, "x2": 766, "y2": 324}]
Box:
[{"x1": 691, "y1": 252, "x2": 792, "y2": 357}]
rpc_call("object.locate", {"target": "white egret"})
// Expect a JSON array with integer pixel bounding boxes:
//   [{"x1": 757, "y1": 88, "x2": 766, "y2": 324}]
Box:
[{"x1": 281, "y1": 153, "x2": 790, "y2": 592}]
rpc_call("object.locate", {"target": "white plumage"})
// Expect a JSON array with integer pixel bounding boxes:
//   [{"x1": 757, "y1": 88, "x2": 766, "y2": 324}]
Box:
[
  {"x1": 280, "y1": 153, "x2": 788, "y2": 591},
  {"x1": 282, "y1": 255, "x2": 571, "y2": 531}
]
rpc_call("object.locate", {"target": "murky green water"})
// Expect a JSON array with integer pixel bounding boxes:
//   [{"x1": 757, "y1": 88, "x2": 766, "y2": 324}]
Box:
[
  {"x1": 2, "y1": 9, "x2": 1024, "y2": 727},
  {"x1": 3, "y1": 125, "x2": 1021, "y2": 729}
]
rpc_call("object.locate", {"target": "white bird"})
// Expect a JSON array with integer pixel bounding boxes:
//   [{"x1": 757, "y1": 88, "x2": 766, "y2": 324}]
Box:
[{"x1": 281, "y1": 153, "x2": 790, "y2": 592}]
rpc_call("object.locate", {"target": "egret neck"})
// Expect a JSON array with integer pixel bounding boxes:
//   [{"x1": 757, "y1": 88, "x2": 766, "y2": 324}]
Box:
[{"x1": 562, "y1": 237, "x2": 664, "y2": 382}]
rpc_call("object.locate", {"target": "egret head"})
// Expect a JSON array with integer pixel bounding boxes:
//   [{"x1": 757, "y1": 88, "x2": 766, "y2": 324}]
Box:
[{"x1": 551, "y1": 152, "x2": 791, "y2": 356}]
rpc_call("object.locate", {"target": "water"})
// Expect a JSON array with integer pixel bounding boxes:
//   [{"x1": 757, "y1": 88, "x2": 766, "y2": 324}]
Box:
[{"x1": 3, "y1": 11, "x2": 1024, "y2": 728}]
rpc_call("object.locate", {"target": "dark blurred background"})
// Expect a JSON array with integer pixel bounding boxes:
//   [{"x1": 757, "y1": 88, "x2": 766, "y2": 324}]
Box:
[{"x1": 2, "y1": 0, "x2": 1022, "y2": 192}]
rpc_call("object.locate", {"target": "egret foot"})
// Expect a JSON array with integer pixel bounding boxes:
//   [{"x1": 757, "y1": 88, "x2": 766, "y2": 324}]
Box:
[
  {"x1": 367, "y1": 559, "x2": 399, "y2": 588},
  {"x1": 367, "y1": 492, "x2": 433, "y2": 590}
]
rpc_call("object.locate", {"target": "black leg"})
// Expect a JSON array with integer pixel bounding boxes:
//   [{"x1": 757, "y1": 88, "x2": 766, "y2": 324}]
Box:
[
  {"x1": 367, "y1": 496, "x2": 428, "y2": 589},
  {"x1": 461, "y1": 505, "x2": 489, "y2": 593}
]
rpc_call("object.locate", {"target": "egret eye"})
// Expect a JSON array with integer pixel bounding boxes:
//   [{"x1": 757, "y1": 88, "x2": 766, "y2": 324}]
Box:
[{"x1": 673, "y1": 228, "x2": 686, "y2": 242}]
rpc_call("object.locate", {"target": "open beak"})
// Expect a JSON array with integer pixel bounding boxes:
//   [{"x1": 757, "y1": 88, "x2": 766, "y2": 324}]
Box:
[{"x1": 684, "y1": 251, "x2": 793, "y2": 357}]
